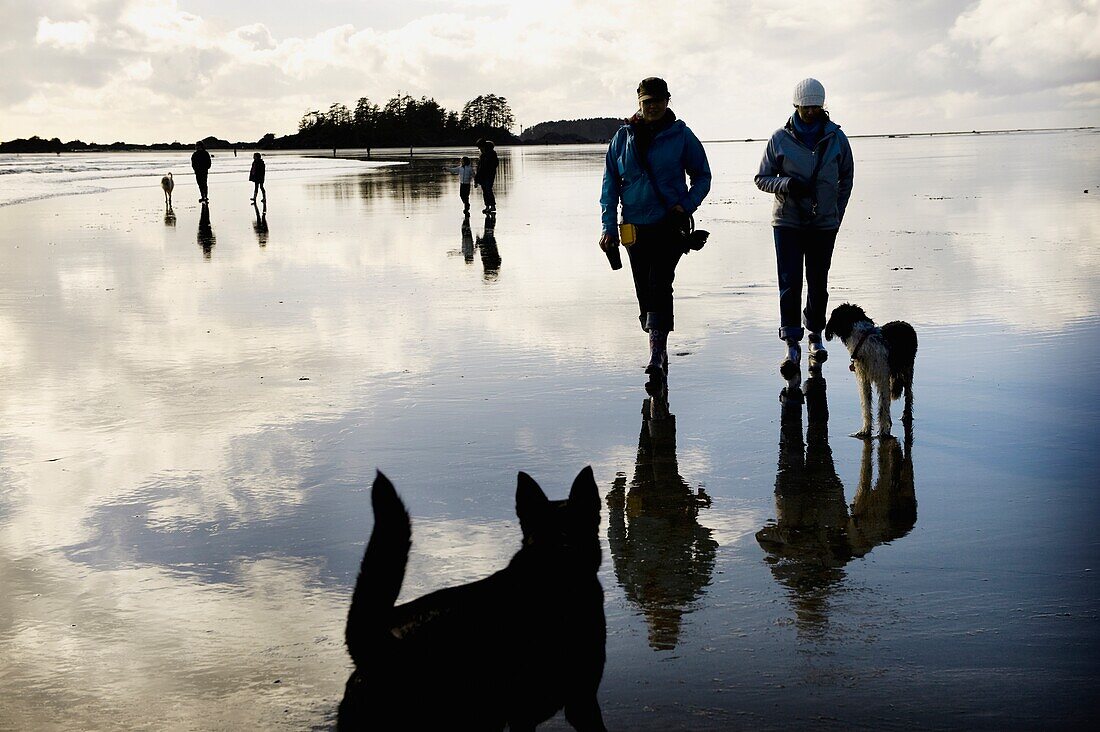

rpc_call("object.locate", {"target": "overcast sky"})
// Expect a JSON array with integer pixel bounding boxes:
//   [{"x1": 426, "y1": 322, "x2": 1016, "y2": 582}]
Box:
[{"x1": 2, "y1": 0, "x2": 1098, "y2": 144}]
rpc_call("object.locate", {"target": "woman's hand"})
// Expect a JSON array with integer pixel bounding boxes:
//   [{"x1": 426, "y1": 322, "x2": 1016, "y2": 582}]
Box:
[
  {"x1": 787, "y1": 178, "x2": 811, "y2": 197},
  {"x1": 599, "y1": 231, "x2": 619, "y2": 251}
]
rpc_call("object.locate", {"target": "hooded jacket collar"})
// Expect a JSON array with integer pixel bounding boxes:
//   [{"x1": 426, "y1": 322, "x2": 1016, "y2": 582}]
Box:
[{"x1": 784, "y1": 113, "x2": 840, "y2": 149}]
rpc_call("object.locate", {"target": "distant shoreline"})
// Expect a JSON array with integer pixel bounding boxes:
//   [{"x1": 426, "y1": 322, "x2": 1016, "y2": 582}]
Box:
[
  {"x1": 706, "y1": 125, "x2": 1097, "y2": 144},
  {"x1": 2, "y1": 125, "x2": 1095, "y2": 154}
]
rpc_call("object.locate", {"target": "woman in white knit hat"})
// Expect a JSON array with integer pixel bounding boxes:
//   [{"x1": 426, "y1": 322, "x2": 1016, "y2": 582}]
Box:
[{"x1": 754, "y1": 78, "x2": 854, "y2": 371}]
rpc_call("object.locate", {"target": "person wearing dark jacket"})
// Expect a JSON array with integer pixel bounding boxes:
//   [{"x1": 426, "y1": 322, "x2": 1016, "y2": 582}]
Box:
[
  {"x1": 755, "y1": 78, "x2": 854, "y2": 370},
  {"x1": 474, "y1": 139, "x2": 498, "y2": 214},
  {"x1": 600, "y1": 77, "x2": 712, "y2": 381},
  {"x1": 191, "y1": 141, "x2": 212, "y2": 203},
  {"x1": 249, "y1": 152, "x2": 266, "y2": 204}
]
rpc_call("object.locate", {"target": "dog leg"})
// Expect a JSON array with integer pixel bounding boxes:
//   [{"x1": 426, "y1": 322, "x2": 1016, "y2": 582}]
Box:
[
  {"x1": 564, "y1": 697, "x2": 608, "y2": 732},
  {"x1": 852, "y1": 371, "x2": 873, "y2": 438},
  {"x1": 902, "y1": 372, "x2": 914, "y2": 424},
  {"x1": 877, "y1": 377, "x2": 893, "y2": 439}
]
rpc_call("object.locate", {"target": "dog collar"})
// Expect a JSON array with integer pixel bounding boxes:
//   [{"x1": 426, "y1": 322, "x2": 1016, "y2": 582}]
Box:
[{"x1": 849, "y1": 328, "x2": 877, "y2": 370}]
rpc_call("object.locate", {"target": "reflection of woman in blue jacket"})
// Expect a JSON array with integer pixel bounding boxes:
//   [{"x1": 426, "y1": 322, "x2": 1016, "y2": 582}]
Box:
[
  {"x1": 601, "y1": 77, "x2": 711, "y2": 380},
  {"x1": 755, "y1": 78, "x2": 854, "y2": 369}
]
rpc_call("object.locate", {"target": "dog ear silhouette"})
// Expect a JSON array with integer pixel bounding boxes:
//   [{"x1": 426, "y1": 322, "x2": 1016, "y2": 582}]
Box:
[
  {"x1": 516, "y1": 471, "x2": 550, "y2": 537},
  {"x1": 345, "y1": 471, "x2": 411, "y2": 668},
  {"x1": 568, "y1": 466, "x2": 600, "y2": 524}
]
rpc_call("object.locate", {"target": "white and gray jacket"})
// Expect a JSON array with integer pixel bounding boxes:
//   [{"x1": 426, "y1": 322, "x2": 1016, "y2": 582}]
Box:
[{"x1": 754, "y1": 117, "x2": 854, "y2": 230}]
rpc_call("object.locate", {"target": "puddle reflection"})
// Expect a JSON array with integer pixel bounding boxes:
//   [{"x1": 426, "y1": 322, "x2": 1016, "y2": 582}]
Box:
[
  {"x1": 476, "y1": 213, "x2": 501, "y2": 280},
  {"x1": 196, "y1": 203, "x2": 215, "y2": 259},
  {"x1": 163, "y1": 205, "x2": 176, "y2": 228},
  {"x1": 757, "y1": 370, "x2": 917, "y2": 636},
  {"x1": 461, "y1": 215, "x2": 474, "y2": 262},
  {"x1": 252, "y1": 202, "x2": 268, "y2": 247},
  {"x1": 303, "y1": 153, "x2": 512, "y2": 208},
  {"x1": 607, "y1": 392, "x2": 717, "y2": 651}
]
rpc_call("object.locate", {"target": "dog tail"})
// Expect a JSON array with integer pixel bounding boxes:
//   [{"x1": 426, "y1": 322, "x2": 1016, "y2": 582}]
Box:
[
  {"x1": 345, "y1": 471, "x2": 411, "y2": 668},
  {"x1": 882, "y1": 321, "x2": 918, "y2": 399}
]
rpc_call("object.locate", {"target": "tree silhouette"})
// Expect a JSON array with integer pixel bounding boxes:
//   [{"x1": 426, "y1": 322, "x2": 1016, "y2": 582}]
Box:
[
  {"x1": 288, "y1": 91, "x2": 518, "y2": 149},
  {"x1": 461, "y1": 94, "x2": 515, "y2": 131}
]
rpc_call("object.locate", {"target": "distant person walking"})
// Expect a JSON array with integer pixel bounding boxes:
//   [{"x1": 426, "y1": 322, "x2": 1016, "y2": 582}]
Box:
[
  {"x1": 474, "y1": 139, "x2": 498, "y2": 214},
  {"x1": 599, "y1": 77, "x2": 712, "y2": 382},
  {"x1": 191, "y1": 141, "x2": 211, "y2": 203},
  {"x1": 754, "y1": 78, "x2": 854, "y2": 370},
  {"x1": 445, "y1": 156, "x2": 475, "y2": 214},
  {"x1": 249, "y1": 152, "x2": 266, "y2": 204}
]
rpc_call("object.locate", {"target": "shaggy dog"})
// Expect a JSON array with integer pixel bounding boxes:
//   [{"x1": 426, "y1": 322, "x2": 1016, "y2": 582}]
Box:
[
  {"x1": 338, "y1": 469, "x2": 607, "y2": 731},
  {"x1": 824, "y1": 303, "x2": 918, "y2": 439},
  {"x1": 160, "y1": 172, "x2": 174, "y2": 207}
]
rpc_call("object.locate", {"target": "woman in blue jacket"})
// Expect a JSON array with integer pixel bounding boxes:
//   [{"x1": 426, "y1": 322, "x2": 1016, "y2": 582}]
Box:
[
  {"x1": 600, "y1": 77, "x2": 712, "y2": 381},
  {"x1": 755, "y1": 78, "x2": 854, "y2": 369}
]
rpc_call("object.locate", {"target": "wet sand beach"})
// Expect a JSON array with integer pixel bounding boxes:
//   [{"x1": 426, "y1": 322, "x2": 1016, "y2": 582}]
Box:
[{"x1": 1, "y1": 132, "x2": 1098, "y2": 729}]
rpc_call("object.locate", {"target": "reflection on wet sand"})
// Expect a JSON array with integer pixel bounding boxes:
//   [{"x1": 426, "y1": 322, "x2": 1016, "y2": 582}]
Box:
[
  {"x1": 197, "y1": 203, "x2": 215, "y2": 259},
  {"x1": 164, "y1": 205, "x2": 176, "y2": 227},
  {"x1": 606, "y1": 391, "x2": 716, "y2": 650},
  {"x1": 477, "y1": 213, "x2": 501, "y2": 280},
  {"x1": 756, "y1": 370, "x2": 917, "y2": 635},
  {"x1": 252, "y1": 202, "x2": 268, "y2": 247},
  {"x1": 461, "y1": 215, "x2": 474, "y2": 262},
  {"x1": 305, "y1": 154, "x2": 511, "y2": 205}
]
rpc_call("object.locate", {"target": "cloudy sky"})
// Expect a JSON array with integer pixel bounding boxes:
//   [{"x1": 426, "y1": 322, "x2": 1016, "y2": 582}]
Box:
[{"x1": 2, "y1": 0, "x2": 1098, "y2": 144}]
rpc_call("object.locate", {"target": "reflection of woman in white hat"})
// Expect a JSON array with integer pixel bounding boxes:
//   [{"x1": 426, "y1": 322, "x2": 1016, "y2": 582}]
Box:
[{"x1": 755, "y1": 78, "x2": 854, "y2": 370}]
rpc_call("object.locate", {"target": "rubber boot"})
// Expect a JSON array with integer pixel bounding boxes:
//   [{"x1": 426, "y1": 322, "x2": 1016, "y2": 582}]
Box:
[
  {"x1": 646, "y1": 329, "x2": 669, "y2": 377},
  {"x1": 808, "y1": 332, "x2": 828, "y2": 364}
]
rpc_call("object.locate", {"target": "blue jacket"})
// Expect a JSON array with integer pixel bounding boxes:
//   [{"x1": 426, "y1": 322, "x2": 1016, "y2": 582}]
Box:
[
  {"x1": 601, "y1": 117, "x2": 711, "y2": 234},
  {"x1": 754, "y1": 116, "x2": 854, "y2": 230}
]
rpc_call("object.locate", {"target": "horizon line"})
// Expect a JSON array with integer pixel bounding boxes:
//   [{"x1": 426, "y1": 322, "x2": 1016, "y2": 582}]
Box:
[{"x1": 2, "y1": 125, "x2": 1095, "y2": 150}]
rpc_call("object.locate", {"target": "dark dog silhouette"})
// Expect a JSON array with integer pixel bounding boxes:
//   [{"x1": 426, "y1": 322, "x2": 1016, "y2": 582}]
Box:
[{"x1": 338, "y1": 468, "x2": 607, "y2": 731}]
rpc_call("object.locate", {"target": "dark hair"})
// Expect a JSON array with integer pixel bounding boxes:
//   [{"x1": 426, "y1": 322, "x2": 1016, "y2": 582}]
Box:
[{"x1": 461, "y1": 156, "x2": 471, "y2": 165}]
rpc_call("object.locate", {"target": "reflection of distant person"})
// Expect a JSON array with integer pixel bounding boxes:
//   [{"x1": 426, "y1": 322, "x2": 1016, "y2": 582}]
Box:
[
  {"x1": 197, "y1": 202, "x2": 215, "y2": 258},
  {"x1": 606, "y1": 397, "x2": 716, "y2": 651},
  {"x1": 461, "y1": 217, "x2": 474, "y2": 263},
  {"x1": 445, "y1": 156, "x2": 475, "y2": 214},
  {"x1": 474, "y1": 139, "x2": 498, "y2": 214},
  {"x1": 253, "y1": 202, "x2": 269, "y2": 247},
  {"x1": 191, "y1": 141, "x2": 211, "y2": 203},
  {"x1": 249, "y1": 153, "x2": 266, "y2": 204},
  {"x1": 754, "y1": 78, "x2": 854, "y2": 370},
  {"x1": 476, "y1": 213, "x2": 501, "y2": 279},
  {"x1": 599, "y1": 77, "x2": 712, "y2": 383}
]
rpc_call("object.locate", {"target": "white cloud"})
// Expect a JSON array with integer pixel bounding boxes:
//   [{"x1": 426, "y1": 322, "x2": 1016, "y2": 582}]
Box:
[
  {"x1": 950, "y1": 0, "x2": 1100, "y2": 85},
  {"x1": 3, "y1": 0, "x2": 1099, "y2": 143},
  {"x1": 35, "y1": 16, "x2": 95, "y2": 49}
]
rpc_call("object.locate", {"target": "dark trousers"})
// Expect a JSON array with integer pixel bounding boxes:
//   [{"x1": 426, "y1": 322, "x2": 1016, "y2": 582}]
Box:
[
  {"x1": 482, "y1": 181, "x2": 496, "y2": 209},
  {"x1": 626, "y1": 220, "x2": 684, "y2": 332},
  {"x1": 459, "y1": 183, "x2": 471, "y2": 212},
  {"x1": 774, "y1": 226, "x2": 837, "y2": 341},
  {"x1": 195, "y1": 171, "x2": 209, "y2": 200}
]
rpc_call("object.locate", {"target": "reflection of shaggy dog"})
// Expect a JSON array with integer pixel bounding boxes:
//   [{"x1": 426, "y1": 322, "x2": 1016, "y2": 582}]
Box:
[
  {"x1": 825, "y1": 303, "x2": 918, "y2": 439},
  {"x1": 339, "y1": 469, "x2": 607, "y2": 731},
  {"x1": 160, "y1": 172, "x2": 174, "y2": 207}
]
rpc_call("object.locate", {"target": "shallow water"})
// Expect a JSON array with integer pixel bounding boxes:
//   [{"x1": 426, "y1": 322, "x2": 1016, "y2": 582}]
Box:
[{"x1": 1, "y1": 131, "x2": 1098, "y2": 730}]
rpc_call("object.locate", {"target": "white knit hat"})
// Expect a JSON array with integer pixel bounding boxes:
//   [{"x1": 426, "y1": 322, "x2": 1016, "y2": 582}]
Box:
[{"x1": 793, "y1": 78, "x2": 825, "y2": 107}]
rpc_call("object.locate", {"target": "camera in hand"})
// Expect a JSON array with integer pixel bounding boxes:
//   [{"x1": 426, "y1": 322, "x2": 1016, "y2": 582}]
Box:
[
  {"x1": 683, "y1": 228, "x2": 709, "y2": 252},
  {"x1": 676, "y1": 213, "x2": 709, "y2": 255}
]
